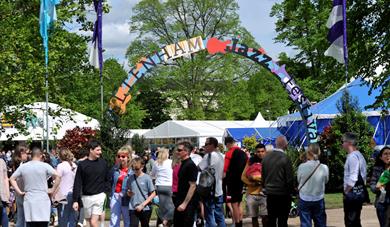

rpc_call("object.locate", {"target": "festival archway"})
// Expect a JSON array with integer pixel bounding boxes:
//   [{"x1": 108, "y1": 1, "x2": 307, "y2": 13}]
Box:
[{"x1": 109, "y1": 36, "x2": 318, "y2": 143}]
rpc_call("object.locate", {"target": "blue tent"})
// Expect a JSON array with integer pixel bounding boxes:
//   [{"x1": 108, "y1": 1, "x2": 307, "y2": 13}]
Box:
[
  {"x1": 224, "y1": 127, "x2": 282, "y2": 145},
  {"x1": 278, "y1": 77, "x2": 389, "y2": 146}
]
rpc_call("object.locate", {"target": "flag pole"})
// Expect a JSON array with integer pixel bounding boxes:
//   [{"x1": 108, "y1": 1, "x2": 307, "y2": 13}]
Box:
[
  {"x1": 100, "y1": 70, "x2": 103, "y2": 120},
  {"x1": 342, "y1": 0, "x2": 348, "y2": 85},
  {"x1": 45, "y1": 63, "x2": 50, "y2": 153}
]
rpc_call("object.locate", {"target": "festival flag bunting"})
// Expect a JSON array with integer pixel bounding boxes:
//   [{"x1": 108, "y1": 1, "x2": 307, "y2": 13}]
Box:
[
  {"x1": 324, "y1": 0, "x2": 348, "y2": 65},
  {"x1": 39, "y1": 0, "x2": 61, "y2": 65},
  {"x1": 89, "y1": 0, "x2": 103, "y2": 72}
]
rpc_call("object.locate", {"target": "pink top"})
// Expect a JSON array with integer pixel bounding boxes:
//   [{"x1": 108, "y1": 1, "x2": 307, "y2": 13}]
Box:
[
  {"x1": 172, "y1": 164, "x2": 181, "y2": 193},
  {"x1": 56, "y1": 161, "x2": 77, "y2": 197}
]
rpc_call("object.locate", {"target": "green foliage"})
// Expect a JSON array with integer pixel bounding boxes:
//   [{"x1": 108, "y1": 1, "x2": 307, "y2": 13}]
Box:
[
  {"x1": 285, "y1": 146, "x2": 304, "y2": 179},
  {"x1": 271, "y1": 0, "x2": 389, "y2": 110},
  {"x1": 126, "y1": 0, "x2": 291, "y2": 120},
  {"x1": 97, "y1": 117, "x2": 130, "y2": 166},
  {"x1": 319, "y1": 90, "x2": 374, "y2": 192},
  {"x1": 242, "y1": 135, "x2": 259, "y2": 152},
  {"x1": 131, "y1": 134, "x2": 147, "y2": 156}
]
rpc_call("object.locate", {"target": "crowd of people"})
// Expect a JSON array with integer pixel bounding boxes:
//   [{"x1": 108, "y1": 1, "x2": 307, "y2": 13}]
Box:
[{"x1": 0, "y1": 133, "x2": 389, "y2": 227}]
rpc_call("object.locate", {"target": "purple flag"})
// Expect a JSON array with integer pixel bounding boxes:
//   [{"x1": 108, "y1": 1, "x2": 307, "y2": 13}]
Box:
[
  {"x1": 324, "y1": 0, "x2": 348, "y2": 64},
  {"x1": 89, "y1": 0, "x2": 103, "y2": 72}
]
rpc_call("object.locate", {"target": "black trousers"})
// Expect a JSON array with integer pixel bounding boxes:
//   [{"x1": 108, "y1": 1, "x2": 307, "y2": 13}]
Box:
[
  {"x1": 173, "y1": 202, "x2": 196, "y2": 227},
  {"x1": 130, "y1": 210, "x2": 152, "y2": 227},
  {"x1": 266, "y1": 194, "x2": 291, "y2": 227},
  {"x1": 26, "y1": 222, "x2": 49, "y2": 227},
  {"x1": 343, "y1": 198, "x2": 363, "y2": 227}
]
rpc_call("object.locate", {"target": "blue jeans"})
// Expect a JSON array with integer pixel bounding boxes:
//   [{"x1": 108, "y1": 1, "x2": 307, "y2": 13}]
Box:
[
  {"x1": 1, "y1": 203, "x2": 9, "y2": 227},
  {"x1": 204, "y1": 195, "x2": 226, "y2": 227},
  {"x1": 109, "y1": 193, "x2": 130, "y2": 227},
  {"x1": 298, "y1": 198, "x2": 326, "y2": 227},
  {"x1": 376, "y1": 201, "x2": 387, "y2": 227},
  {"x1": 16, "y1": 196, "x2": 25, "y2": 227},
  {"x1": 57, "y1": 193, "x2": 77, "y2": 227}
]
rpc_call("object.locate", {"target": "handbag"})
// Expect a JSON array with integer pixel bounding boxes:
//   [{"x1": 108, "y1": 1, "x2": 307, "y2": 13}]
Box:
[{"x1": 345, "y1": 155, "x2": 370, "y2": 203}]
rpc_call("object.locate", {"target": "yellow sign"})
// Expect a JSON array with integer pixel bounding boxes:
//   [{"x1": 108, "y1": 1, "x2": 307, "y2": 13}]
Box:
[{"x1": 162, "y1": 36, "x2": 205, "y2": 61}]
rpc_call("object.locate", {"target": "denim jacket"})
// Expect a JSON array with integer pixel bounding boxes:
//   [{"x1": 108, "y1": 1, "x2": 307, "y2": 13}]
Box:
[{"x1": 111, "y1": 164, "x2": 133, "y2": 198}]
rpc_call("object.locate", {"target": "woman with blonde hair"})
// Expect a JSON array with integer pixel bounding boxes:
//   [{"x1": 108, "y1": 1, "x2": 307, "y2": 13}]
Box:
[
  {"x1": 151, "y1": 148, "x2": 175, "y2": 226},
  {"x1": 109, "y1": 145, "x2": 133, "y2": 227},
  {"x1": 55, "y1": 148, "x2": 78, "y2": 227},
  {"x1": 297, "y1": 143, "x2": 329, "y2": 227}
]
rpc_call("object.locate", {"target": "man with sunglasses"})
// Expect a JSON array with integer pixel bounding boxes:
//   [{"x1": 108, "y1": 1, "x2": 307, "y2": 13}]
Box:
[
  {"x1": 173, "y1": 141, "x2": 198, "y2": 226},
  {"x1": 198, "y1": 137, "x2": 226, "y2": 227}
]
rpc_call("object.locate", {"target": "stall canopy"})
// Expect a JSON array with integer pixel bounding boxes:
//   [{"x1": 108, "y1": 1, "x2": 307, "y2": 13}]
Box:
[
  {"x1": 0, "y1": 102, "x2": 99, "y2": 141},
  {"x1": 143, "y1": 113, "x2": 276, "y2": 146},
  {"x1": 278, "y1": 77, "x2": 389, "y2": 146},
  {"x1": 224, "y1": 127, "x2": 282, "y2": 145}
]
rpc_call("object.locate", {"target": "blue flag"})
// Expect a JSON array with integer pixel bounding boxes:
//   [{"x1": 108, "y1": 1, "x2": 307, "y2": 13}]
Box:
[{"x1": 39, "y1": 0, "x2": 60, "y2": 65}]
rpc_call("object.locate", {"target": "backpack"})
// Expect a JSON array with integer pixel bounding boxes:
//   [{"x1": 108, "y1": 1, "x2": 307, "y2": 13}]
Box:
[{"x1": 197, "y1": 153, "x2": 216, "y2": 199}]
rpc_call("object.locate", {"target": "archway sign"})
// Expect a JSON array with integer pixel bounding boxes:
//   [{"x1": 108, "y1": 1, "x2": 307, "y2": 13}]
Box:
[{"x1": 109, "y1": 36, "x2": 318, "y2": 143}]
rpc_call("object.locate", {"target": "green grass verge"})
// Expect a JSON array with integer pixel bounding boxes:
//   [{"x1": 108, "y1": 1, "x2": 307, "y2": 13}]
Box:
[{"x1": 324, "y1": 189, "x2": 376, "y2": 209}]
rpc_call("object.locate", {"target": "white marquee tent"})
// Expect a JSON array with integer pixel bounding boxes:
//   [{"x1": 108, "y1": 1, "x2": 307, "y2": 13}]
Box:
[
  {"x1": 143, "y1": 113, "x2": 276, "y2": 146},
  {"x1": 0, "y1": 102, "x2": 99, "y2": 141}
]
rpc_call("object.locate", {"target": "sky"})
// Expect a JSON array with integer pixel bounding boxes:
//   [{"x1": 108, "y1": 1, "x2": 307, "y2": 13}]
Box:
[{"x1": 82, "y1": 0, "x2": 294, "y2": 68}]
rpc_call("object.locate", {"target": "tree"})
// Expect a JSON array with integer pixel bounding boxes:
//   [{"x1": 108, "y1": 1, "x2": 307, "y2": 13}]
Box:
[
  {"x1": 271, "y1": 0, "x2": 389, "y2": 110},
  {"x1": 319, "y1": 90, "x2": 374, "y2": 191},
  {"x1": 57, "y1": 127, "x2": 97, "y2": 159},
  {"x1": 131, "y1": 133, "x2": 147, "y2": 156},
  {"x1": 126, "y1": 0, "x2": 285, "y2": 120},
  {"x1": 270, "y1": 0, "x2": 345, "y2": 106}
]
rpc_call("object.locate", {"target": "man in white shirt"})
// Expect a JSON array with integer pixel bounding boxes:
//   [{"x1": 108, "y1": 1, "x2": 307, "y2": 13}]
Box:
[
  {"x1": 342, "y1": 132, "x2": 367, "y2": 227},
  {"x1": 198, "y1": 137, "x2": 226, "y2": 227}
]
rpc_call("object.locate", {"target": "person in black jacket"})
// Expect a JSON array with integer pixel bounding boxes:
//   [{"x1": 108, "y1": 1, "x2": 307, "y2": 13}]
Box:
[
  {"x1": 72, "y1": 140, "x2": 111, "y2": 227},
  {"x1": 261, "y1": 136, "x2": 294, "y2": 227}
]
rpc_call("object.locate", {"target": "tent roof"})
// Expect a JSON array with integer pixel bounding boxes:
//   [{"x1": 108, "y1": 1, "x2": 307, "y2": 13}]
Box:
[
  {"x1": 225, "y1": 127, "x2": 282, "y2": 141},
  {"x1": 278, "y1": 77, "x2": 387, "y2": 123},
  {"x1": 124, "y1": 129, "x2": 151, "y2": 139},
  {"x1": 0, "y1": 102, "x2": 99, "y2": 141},
  {"x1": 143, "y1": 117, "x2": 276, "y2": 139}
]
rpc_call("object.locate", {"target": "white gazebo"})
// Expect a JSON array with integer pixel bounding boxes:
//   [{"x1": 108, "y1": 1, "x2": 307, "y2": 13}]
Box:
[
  {"x1": 143, "y1": 113, "x2": 276, "y2": 146},
  {"x1": 0, "y1": 102, "x2": 99, "y2": 141}
]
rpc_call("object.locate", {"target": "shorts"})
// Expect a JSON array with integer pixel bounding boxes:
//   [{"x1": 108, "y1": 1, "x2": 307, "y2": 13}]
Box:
[
  {"x1": 246, "y1": 194, "x2": 267, "y2": 217},
  {"x1": 227, "y1": 184, "x2": 243, "y2": 203},
  {"x1": 81, "y1": 192, "x2": 106, "y2": 218}
]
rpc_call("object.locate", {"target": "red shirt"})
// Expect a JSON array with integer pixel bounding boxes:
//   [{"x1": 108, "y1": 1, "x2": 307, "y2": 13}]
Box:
[
  {"x1": 115, "y1": 167, "x2": 128, "y2": 193},
  {"x1": 224, "y1": 146, "x2": 241, "y2": 173}
]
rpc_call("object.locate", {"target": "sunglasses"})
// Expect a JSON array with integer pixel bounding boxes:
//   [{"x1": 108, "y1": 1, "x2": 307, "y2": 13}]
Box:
[
  {"x1": 117, "y1": 155, "x2": 127, "y2": 158},
  {"x1": 177, "y1": 148, "x2": 185, "y2": 152}
]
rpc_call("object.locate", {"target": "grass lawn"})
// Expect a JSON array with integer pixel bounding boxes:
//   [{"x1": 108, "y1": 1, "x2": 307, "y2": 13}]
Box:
[{"x1": 324, "y1": 189, "x2": 376, "y2": 209}]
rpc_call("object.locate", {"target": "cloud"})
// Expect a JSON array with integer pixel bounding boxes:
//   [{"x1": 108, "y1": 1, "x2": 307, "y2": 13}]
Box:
[
  {"x1": 237, "y1": 0, "x2": 295, "y2": 59},
  {"x1": 68, "y1": 0, "x2": 295, "y2": 68}
]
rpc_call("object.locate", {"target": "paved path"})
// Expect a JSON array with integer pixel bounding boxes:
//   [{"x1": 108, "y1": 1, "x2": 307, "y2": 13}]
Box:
[
  {"x1": 286, "y1": 205, "x2": 377, "y2": 227},
  {"x1": 28, "y1": 204, "x2": 376, "y2": 227}
]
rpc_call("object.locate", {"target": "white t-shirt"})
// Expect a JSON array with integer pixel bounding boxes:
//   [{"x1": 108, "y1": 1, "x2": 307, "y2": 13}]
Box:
[
  {"x1": 151, "y1": 159, "x2": 173, "y2": 186},
  {"x1": 57, "y1": 161, "x2": 77, "y2": 197},
  {"x1": 190, "y1": 153, "x2": 203, "y2": 166},
  {"x1": 198, "y1": 151, "x2": 224, "y2": 197}
]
